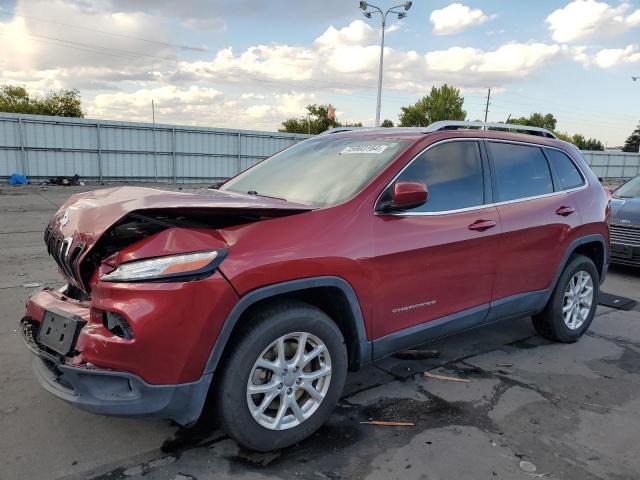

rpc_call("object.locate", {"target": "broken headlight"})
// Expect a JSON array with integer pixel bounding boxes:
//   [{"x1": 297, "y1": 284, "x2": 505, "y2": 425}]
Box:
[{"x1": 100, "y1": 250, "x2": 226, "y2": 283}]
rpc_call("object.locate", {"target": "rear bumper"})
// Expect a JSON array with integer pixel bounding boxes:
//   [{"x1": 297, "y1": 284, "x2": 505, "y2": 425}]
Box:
[{"x1": 22, "y1": 320, "x2": 211, "y2": 425}]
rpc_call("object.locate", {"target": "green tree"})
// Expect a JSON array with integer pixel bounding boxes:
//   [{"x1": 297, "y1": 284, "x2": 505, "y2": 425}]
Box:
[
  {"x1": 279, "y1": 104, "x2": 361, "y2": 134},
  {"x1": 554, "y1": 130, "x2": 573, "y2": 142},
  {"x1": 507, "y1": 112, "x2": 557, "y2": 131},
  {"x1": 622, "y1": 123, "x2": 640, "y2": 153},
  {"x1": 0, "y1": 85, "x2": 84, "y2": 117},
  {"x1": 583, "y1": 138, "x2": 604, "y2": 151},
  {"x1": 0, "y1": 86, "x2": 34, "y2": 114},
  {"x1": 398, "y1": 84, "x2": 466, "y2": 127},
  {"x1": 571, "y1": 134, "x2": 604, "y2": 151},
  {"x1": 380, "y1": 119, "x2": 394, "y2": 127}
]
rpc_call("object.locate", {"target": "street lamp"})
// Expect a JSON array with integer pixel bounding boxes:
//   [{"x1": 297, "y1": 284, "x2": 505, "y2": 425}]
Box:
[{"x1": 359, "y1": 1, "x2": 412, "y2": 127}]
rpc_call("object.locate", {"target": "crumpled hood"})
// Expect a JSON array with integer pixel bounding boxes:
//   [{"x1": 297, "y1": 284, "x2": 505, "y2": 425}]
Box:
[{"x1": 46, "y1": 186, "x2": 312, "y2": 291}]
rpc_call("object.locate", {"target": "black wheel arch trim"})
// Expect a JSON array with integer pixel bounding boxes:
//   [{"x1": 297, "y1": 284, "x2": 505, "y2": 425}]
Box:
[
  {"x1": 203, "y1": 276, "x2": 372, "y2": 375},
  {"x1": 547, "y1": 234, "x2": 608, "y2": 300}
]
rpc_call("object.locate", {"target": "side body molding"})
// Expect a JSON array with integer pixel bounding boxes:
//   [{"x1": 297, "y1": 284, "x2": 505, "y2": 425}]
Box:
[{"x1": 203, "y1": 276, "x2": 372, "y2": 374}]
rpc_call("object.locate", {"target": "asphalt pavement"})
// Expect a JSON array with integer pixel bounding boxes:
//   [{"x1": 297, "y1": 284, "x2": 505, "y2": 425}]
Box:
[{"x1": 1, "y1": 184, "x2": 639, "y2": 480}]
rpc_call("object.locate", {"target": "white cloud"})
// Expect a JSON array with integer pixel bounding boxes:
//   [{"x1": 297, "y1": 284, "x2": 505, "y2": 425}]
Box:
[
  {"x1": 424, "y1": 43, "x2": 560, "y2": 78},
  {"x1": 546, "y1": 0, "x2": 640, "y2": 43},
  {"x1": 87, "y1": 86, "x2": 320, "y2": 130},
  {"x1": 592, "y1": 45, "x2": 640, "y2": 68},
  {"x1": 567, "y1": 43, "x2": 640, "y2": 68},
  {"x1": 430, "y1": 3, "x2": 492, "y2": 35},
  {"x1": 314, "y1": 20, "x2": 376, "y2": 49}
]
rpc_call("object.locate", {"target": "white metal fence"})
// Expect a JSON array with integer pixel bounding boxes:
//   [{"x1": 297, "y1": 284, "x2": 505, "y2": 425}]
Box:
[
  {"x1": 580, "y1": 151, "x2": 640, "y2": 180},
  {"x1": 0, "y1": 113, "x2": 310, "y2": 183},
  {"x1": 1, "y1": 113, "x2": 639, "y2": 183}
]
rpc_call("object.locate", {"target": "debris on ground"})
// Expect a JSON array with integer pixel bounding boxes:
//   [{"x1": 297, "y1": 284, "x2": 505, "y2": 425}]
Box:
[
  {"x1": 423, "y1": 372, "x2": 471, "y2": 383},
  {"x1": 519, "y1": 460, "x2": 537, "y2": 473},
  {"x1": 123, "y1": 456, "x2": 176, "y2": 476},
  {"x1": 173, "y1": 473, "x2": 197, "y2": 480},
  {"x1": 9, "y1": 173, "x2": 29, "y2": 186},
  {"x1": 359, "y1": 420, "x2": 415, "y2": 427},
  {"x1": 234, "y1": 449, "x2": 281, "y2": 466},
  {"x1": 393, "y1": 349, "x2": 440, "y2": 360},
  {"x1": 47, "y1": 174, "x2": 81, "y2": 186},
  {"x1": 314, "y1": 471, "x2": 341, "y2": 479},
  {"x1": 22, "y1": 282, "x2": 41, "y2": 288}
]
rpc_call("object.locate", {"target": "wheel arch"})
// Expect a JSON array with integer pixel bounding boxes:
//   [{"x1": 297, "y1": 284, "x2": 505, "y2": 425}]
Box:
[
  {"x1": 203, "y1": 276, "x2": 372, "y2": 376},
  {"x1": 549, "y1": 234, "x2": 608, "y2": 298}
]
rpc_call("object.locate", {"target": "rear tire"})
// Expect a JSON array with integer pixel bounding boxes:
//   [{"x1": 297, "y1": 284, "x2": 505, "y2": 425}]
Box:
[
  {"x1": 215, "y1": 301, "x2": 347, "y2": 451},
  {"x1": 532, "y1": 254, "x2": 599, "y2": 343}
]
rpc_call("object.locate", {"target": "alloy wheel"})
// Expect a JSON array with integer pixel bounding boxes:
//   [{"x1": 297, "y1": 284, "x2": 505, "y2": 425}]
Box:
[
  {"x1": 246, "y1": 332, "x2": 332, "y2": 430},
  {"x1": 562, "y1": 270, "x2": 594, "y2": 330}
]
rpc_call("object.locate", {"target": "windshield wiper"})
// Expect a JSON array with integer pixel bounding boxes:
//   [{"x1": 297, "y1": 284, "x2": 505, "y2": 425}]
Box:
[{"x1": 247, "y1": 190, "x2": 288, "y2": 202}]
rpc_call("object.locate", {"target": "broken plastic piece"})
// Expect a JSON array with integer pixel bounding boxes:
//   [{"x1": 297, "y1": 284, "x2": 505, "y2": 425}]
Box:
[
  {"x1": 360, "y1": 420, "x2": 415, "y2": 427},
  {"x1": 423, "y1": 372, "x2": 470, "y2": 383}
]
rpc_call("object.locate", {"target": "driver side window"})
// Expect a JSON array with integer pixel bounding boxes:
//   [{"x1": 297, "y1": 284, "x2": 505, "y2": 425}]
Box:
[{"x1": 392, "y1": 141, "x2": 485, "y2": 213}]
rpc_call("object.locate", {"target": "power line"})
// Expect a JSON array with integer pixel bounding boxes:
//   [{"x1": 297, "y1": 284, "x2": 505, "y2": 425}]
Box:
[{"x1": 0, "y1": 9, "x2": 206, "y2": 52}]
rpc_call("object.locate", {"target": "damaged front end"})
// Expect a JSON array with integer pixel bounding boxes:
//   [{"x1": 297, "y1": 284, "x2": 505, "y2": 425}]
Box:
[
  {"x1": 43, "y1": 186, "x2": 312, "y2": 295},
  {"x1": 22, "y1": 186, "x2": 312, "y2": 423}
]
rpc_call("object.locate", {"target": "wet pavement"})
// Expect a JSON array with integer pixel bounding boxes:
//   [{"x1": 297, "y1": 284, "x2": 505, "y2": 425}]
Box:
[{"x1": 1, "y1": 184, "x2": 639, "y2": 480}]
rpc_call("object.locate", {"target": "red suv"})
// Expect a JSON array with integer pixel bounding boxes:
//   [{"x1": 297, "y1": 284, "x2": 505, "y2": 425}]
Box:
[{"x1": 21, "y1": 121, "x2": 609, "y2": 451}]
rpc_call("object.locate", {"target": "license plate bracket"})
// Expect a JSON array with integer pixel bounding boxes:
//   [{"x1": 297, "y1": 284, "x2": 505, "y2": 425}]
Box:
[{"x1": 38, "y1": 310, "x2": 86, "y2": 356}]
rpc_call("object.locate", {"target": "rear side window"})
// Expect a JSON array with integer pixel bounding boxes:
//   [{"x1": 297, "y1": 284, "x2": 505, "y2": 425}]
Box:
[
  {"x1": 545, "y1": 149, "x2": 584, "y2": 190},
  {"x1": 488, "y1": 142, "x2": 553, "y2": 202},
  {"x1": 392, "y1": 141, "x2": 484, "y2": 212}
]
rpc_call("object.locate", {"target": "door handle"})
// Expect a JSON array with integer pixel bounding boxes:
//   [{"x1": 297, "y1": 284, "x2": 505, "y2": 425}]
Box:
[
  {"x1": 468, "y1": 219, "x2": 497, "y2": 231},
  {"x1": 555, "y1": 206, "x2": 575, "y2": 216}
]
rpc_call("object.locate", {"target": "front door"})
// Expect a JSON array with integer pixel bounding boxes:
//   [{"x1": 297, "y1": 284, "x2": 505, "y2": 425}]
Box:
[{"x1": 369, "y1": 140, "x2": 501, "y2": 343}]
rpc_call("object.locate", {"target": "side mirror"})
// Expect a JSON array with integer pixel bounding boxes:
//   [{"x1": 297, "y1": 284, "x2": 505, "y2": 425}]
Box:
[{"x1": 378, "y1": 181, "x2": 428, "y2": 212}]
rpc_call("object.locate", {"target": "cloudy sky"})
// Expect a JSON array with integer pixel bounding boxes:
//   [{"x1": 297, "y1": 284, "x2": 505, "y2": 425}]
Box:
[{"x1": 1, "y1": 0, "x2": 639, "y2": 145}]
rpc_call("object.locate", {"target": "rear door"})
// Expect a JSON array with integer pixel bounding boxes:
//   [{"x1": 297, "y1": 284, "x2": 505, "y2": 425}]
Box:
[
  {"x1": 486, "y1": 141, "x2": 583, "y2": 315},
  {"x1": 370, "y1": 139, "x2": 501, "y2": 339}
]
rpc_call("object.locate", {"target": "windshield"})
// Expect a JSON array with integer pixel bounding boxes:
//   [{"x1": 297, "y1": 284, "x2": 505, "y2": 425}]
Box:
[
  {"x1": 614, "y1": 175, "x2": 640, "y2": 198},
  {"x1": 220, "y1": 136, "x2": 410, "y2": 207}
]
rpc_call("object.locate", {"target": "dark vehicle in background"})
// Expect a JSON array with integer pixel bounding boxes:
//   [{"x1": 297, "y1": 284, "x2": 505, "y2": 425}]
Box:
[{"x1": 609, "y1": 174, "x2": 640, "y2": 266}]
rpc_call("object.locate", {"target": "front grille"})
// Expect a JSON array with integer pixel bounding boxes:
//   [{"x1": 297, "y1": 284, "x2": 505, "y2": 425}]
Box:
[
  {"x1": 610, "y1": 224, "x2": 640, "y2": 247},
  {"x1": 44, "y1": 223, "x2": 85, "y2": 287}
]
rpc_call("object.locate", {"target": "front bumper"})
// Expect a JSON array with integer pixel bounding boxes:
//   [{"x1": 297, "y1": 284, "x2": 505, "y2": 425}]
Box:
[
  {"x1": 22, "y1": 318, "x2": 212, "y2": 425},
  {"x1": 611, "y1": 242, "x2": 640, "y2": 267},
  {"x1": 20, "y1": 271, "x2": 238, "y2": 424}
]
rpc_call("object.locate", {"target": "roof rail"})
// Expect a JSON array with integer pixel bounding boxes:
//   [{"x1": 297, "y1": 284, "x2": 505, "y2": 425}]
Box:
[
  {"x1": 319, "y1": 127, "x2": 373, "y2": 135},
  {"x1": 424, "y1": 121, "x2": 557, "y2": 139}
]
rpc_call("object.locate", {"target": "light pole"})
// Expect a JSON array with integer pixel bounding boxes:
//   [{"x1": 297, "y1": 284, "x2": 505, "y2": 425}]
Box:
[{"x1": 359, "y1": 1, "x2": 412, "y2": 127}]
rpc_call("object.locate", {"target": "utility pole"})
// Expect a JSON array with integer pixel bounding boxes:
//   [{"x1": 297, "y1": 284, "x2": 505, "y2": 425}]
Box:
[{"x1": 484, "y1": 88, "x2": 491, "y2": 123}]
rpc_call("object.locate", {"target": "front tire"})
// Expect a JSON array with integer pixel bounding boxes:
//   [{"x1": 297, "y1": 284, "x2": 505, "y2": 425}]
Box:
[
  {"x1": 215, "y1": 301, "x2": 347, "y2": 451},
  {"x1": 532, "y1": 254, "x2": 599, "y2": 343}
]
